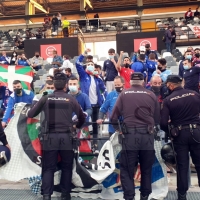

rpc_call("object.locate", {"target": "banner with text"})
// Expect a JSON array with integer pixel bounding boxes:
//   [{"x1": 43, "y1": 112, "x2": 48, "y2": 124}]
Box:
[
  {"x1": 134, "y1": 38, "x2": 157, "y2": 52},
  {"x1": 40, "y1": 44, "x2": 62, "y2": 60}
]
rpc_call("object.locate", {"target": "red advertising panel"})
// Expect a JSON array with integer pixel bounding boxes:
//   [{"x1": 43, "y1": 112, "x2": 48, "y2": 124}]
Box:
[
  {"x1": 134, "y1": 38, "x2": 157, "y2": 52},
  {"x1": 40, "y1": 44, "x2": 62, "y2": 59}
]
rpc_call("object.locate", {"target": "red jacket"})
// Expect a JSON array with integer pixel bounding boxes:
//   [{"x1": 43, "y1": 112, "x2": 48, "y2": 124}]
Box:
[{"x1": 185, "y1": 11, "x2": 193, "y2": 17}]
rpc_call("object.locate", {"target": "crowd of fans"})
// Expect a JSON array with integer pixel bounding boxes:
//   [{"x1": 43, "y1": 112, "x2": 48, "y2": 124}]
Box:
[{"x1": 0, "y1": 44, "x2": 200, "y2": 152}]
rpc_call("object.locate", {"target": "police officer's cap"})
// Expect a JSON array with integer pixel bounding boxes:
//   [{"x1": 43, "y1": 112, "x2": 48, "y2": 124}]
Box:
[
  {"x1": 54, "y1": 73, "x2": 66, "y2": 81},
  {"x1": 166, "y1": 75, "x2": 182, "y2": 83},
  {"x1": 130, "y1": 72, "x2": 144, "y2": 80}
]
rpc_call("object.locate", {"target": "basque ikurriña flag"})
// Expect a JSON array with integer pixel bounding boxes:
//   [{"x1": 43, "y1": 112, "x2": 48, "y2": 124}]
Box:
[{"x1": 0, "y1": 64, "x2": 34, "y2": 91}]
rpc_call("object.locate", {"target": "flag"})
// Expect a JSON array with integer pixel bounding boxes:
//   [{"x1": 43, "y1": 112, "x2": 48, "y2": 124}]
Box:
[
  {"x1": 0, "y1": 65, "x2": 34, "y2": 91},
  {"x1": 0, "y1": 103, "x2": 168, "y2": 199}
]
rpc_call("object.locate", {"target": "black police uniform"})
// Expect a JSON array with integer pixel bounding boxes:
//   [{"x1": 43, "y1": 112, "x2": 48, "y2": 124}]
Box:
[
  {"x1": 160, "y1": 75, "x2": 200, "y2": 199},
  {"x1": 28, "y1": 73, "x2": 85, "y2": 200},
  {"x1": 111, "y1": 72, "x2": 160, "y2": 200}
]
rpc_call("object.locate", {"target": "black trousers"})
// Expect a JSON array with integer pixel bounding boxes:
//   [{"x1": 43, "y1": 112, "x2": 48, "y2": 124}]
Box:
[
  {"x1": 173, "y1": 128, "x2": 200, "y2": 195},
  {"x1": 91, "y1": 106, "x2": 100, "y2": 146},
  {"x1": 41, "y1": 133, "x2": 74, "y2": 195},
  {"x1": 119, "y1": 131, "x2": 155, "y2": 199},
  {"x1": 63, "y1": 27, "x2": 69, "y2": 37}
]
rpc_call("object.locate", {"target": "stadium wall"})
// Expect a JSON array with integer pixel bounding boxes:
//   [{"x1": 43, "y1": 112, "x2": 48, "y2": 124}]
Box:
[
  {"x1": 116, "y1": 31, "x2": 165, "y2": 54},
  {"x1": 24, "y1": 37, "x2": 79, "y2": 58}
]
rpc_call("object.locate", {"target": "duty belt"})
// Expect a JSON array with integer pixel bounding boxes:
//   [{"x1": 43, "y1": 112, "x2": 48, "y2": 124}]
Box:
[{"x1": 173, "y1": 124, "x2": 200, "y2": 130}]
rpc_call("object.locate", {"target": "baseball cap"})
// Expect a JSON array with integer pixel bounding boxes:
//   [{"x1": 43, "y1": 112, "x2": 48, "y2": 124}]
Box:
[
  {"x1": 131, "y1": 72, "x2": 144, "y2": 80},
  {"x1": 166, "y1": 75, "x2": 182, "y2": 83},
  {"x1": 139, "y1": 46, "x2": 146, "y2": 52}
]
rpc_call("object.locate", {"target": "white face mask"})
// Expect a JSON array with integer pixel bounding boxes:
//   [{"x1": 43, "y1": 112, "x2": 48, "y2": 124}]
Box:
[{"x1": 86, "y1": 65, "x2": 95, "y2": 73}]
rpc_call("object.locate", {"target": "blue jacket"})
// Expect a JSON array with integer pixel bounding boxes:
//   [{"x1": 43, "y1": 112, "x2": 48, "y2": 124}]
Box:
[
  {"x1": 100, "y1": 90, "x2": 119, "y2": 133},
  {"x1": 2, "y1": 89, "x2": 34, "y2": 123},
  {"x1": 17, "y1": 59, "x2": 30, "y2": 66},
  {"x1": 152, "y1": 69, "x2": 172, "y2": 82},
  {"x1": 178, "y1": 60, "x2": 184, "y2": 78},
  {"x1": 76, "y1": 54, "x2": 107, "y2": 107},
  {"x1": 0, "y1": 56, "x2": 9, "y2": 65},
  {"x1": 146, "y1": 60, "x2": 157, "y2": 82},
  {"x1": 70, "y1": 91, "x2": 92, "y2": 122},
  {"x1": 131, "y1": 61, "x2": 147, "y2": 79}
]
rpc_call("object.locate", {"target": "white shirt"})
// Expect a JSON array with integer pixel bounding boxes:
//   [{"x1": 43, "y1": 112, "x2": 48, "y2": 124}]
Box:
[
  {"x1": 60, "y1": 59, "x2": 73, "y2": 70},
  {"x1": 187, "y1": 11, "x2": 192, "y2": 17},
  {"x1": 89, "y1": 75, "x2": 97, "y2": 105}
]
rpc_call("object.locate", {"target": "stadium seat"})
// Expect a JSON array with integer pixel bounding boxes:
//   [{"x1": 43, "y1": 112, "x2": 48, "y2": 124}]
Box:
[
  {"x1": 167, "y1": 60, "x2": 177, "y2": 67},
  {"x1": 128, "y1": 26, "x2": 134, "y2": 30},
  {"x1": 161, "y1": 49, "x2": 167, "y2": 55},
  {"x1": 44, "y1": 64, "x2": 52, "y2": 71},
  {"x1": 42, "y1": 74, "x2": 48, "y2": 81},
  {"x1": 170, "y1": 66, "x2": 178, "y2": 75},
  {"x1": 99, "y1": 57, "x2": 107, "y2": 61},
  {"x1": 176, "y1": 55, "x2": 183, "y2": 62},
  {"x1": 32, "y1": 74, "x2": 40, "y2": 81},
  {"x1": 180, "y1": 35, "x2": 188, "y2": 40},
  {"x1": 34, "y1": 80, "x2": 45, "y2": 93},
  {"x1": 165, "y1": 56, "x2": 174, "y2": 61},
  {"x1": 163, "y1": 52, "x2": 172, "y2": 58},
  {"x1": 37, "y1": 69, "x2": 47, "y2": 76},
  {"x1": 172, "y1": 49, "x2": 179, "y2": 55}
]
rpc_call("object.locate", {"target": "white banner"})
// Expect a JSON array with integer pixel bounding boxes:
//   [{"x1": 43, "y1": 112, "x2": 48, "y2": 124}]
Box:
[{"x1": 0, "y1": 103, "x2": 168, "y2": 199}]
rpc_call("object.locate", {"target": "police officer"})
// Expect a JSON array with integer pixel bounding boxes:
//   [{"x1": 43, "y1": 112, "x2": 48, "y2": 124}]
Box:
[
  {"x1": 111, "y1": 72, "x2": 160, "y2": 200},
  {"x1": 28, "y1": 73, "x2": 85, "y2": 200},
  {"x1": 160, "y1": 75, "x2": 200, "y2": 200}
]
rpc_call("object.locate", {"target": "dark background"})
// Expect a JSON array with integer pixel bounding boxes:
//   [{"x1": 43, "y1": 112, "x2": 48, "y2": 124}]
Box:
[
  {"x1": 116, "y1": 31, "x2": 165, "y2": 54},
  {"x1": 24, "y1": 37, "x2": 79, "y2": 58}
]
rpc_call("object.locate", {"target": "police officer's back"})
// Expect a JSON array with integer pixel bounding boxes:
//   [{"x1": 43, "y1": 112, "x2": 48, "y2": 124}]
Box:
[
  {"x1": 28, "y1": 73, "x2": 85, "y2": 200},
  {"x1": 111, "y1": 72, "x2": 160, "y2": 200},
  {"x1": 160, "y1": 75, "x2": 200, "y2": 200}
]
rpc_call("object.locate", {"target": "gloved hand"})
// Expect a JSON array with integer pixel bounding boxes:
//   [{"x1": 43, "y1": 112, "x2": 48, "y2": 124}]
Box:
[{"x1": 72, "y1": 115, "x2": 78, "y2": 122}]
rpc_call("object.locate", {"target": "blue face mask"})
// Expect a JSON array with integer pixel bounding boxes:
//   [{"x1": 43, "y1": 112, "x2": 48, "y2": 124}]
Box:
[
  {"x1": 186, "y1": 55, "x2": 192, "y2": 60},
  {"x1": 183, "y1": 65, "x2": 189, "y2": 70},
  {"x1": 109, "y1": 55, "x2": 114, "y2": 59},
  {"x1": 86, "y1": 65, "x2": 94, "y2": 73},
  {"x1": 69, "y1": 86, "x2": 78, "y2": 93},
  {"x1": 46, "y1": 89, "x2": 54, "y2": 94}
]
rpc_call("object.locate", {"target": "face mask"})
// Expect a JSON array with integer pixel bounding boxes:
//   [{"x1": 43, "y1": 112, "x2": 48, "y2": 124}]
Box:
[
  {"x1": 186, "y1": 55, "x2": 192, "y2": 60},
  {"x1": 93, "y1": 71, "x2": 99, "y2": 75},
  {"x1": 151, "y1": 86, "x2": 161, "y2": 93},
  {"x1": 69, "y1": 86, "x2": 78, "y2": 93},
  {"x1": 13, "y1": 53, "x2": 16, "y2": 56},
  {"x1": 36, "y1": 55, "x2": 39, "y2": 58},
  {"x1": 115, "y1": 86, "x2": 123, "y2": 93},
  {"x1": 109, "y1": 55, "x2": 114, "y2": 59},
  {"x1": 183, "y1": 65, "x2": 189, "y2": 70},
  {"x1": 158, "y1": 66, "x2": 162, "y2": 70},
  {"x1": 14, "y1": 88, "x2": 22, "y2": 95},
  {"x1": 124, "y1": 63, "x2": 130, "y2": 68},
  {"x1": 86, "y1": 65, "x2": 95, "y2": 73},
  {"x1": 46, "y1": 89, "x2": 54, "y2": 94}
]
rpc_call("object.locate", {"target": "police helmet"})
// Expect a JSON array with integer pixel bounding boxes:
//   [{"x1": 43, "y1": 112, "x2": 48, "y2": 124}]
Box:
[
  {"x1": 0, "y1": 145, "x2": 11, "y2": 167},
  {"x1": 161, "y1": 143, "x2": 175, "y2": 165}
]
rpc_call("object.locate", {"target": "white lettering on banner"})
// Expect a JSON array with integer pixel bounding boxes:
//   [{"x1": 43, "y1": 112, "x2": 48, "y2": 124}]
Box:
[
  {"x1": 0, "y1": 66, "x2": 33, "y2": 92},
  {"x1": 187, "y1": 24, "x2": 200, "y2": 37},
  {"x1": 170, "y1": 93, "x2": 195, "y2": 101},
  {"x1": 36, "y1": 156, "x2": 42, "y2": 165},
  {"x1": 125, "y1": 91, "x2": 148, "y2": 94}
]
